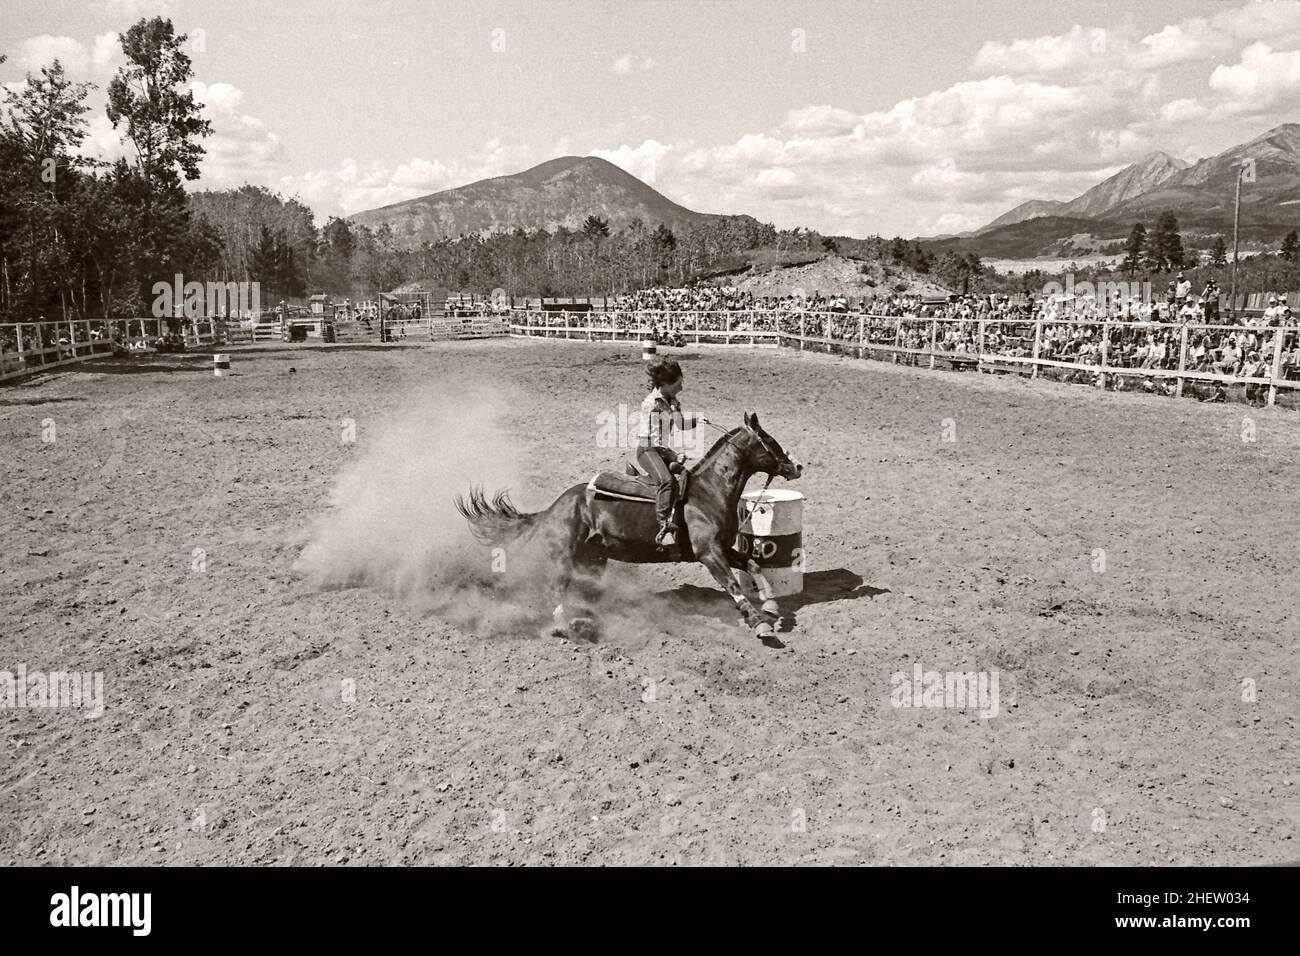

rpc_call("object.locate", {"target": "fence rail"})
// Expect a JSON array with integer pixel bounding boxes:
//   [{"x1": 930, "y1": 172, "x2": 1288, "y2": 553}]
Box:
[
  {"x1": 8, "y1": 310, "x2": 1297, "y2": 409},
  {"x1": 508, "y1": 309, "x2": 1300, "y2": 409},
  {"x1": 0, "y1": 317, "x2": 257, "y2": 382}
]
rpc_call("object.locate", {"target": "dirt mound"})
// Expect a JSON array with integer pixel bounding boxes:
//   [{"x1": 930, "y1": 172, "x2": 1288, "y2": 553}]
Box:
[{"x1": 734, "y1": 254, "x2": 950, "y2": 298}]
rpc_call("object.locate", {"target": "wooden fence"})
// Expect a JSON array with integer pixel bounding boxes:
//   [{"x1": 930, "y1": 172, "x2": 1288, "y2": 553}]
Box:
[
  {"x1": 0, "y1": 317, "x2": 259, "y2": 382},
  {"x1": 508, "y1": 310, "x2": 1300, "y2": 409}
]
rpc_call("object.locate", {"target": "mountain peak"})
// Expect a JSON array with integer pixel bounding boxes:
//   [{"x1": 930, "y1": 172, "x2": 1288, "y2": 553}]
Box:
[
  {"x1": 1243, "y1": 122, "x2": 1300, "y2": 153},
  {"x1": 1137, "y1": 150, "x2": 1190, "y2": 170},
  {"x1": 348, "y1": 154, "x2": 721, "y2": 246},
  {"x1": 1256, "y1": 121, "x2": 1300, "y2": 137}
]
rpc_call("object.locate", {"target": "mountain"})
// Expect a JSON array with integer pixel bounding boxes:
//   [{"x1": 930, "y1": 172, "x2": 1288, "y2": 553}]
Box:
[
  {"x1": 348, "y1": 155, "x2": 735, "y2": 245},
  {"x1": 951, "y1": 123, "x2": 1300, "y2": 256},
  {"x1": 978, "y1": 199, "x2": 1069, "y2": 233},
  {"x1": 1065, "y1": 151, "x2": 1191, "y2": 218},
  {"x1": 929, "y1": 216, "x2": 1123, "y2": 259},
  {"x1": 1106, "y1": 124, "x2": 1300, "y2": 225},
  {"x1": 975, "y1": 152, "x2": 1188, "y2": 233}
]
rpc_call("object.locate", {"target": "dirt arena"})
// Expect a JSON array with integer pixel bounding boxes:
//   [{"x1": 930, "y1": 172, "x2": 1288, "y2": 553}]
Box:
[{"x1": 3, "y1": 338, "x2": 1297, "y2": 865}]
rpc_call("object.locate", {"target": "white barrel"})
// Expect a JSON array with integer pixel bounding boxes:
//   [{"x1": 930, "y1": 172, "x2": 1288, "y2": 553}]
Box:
[
  {"x1": 736, "y1": 489, "x2": 804, "y2": 597},
  {"x1": 213, "y1": 353, "x2": 230, "y2": 377},
  {"x1": 642, "y1": 339, "x2": 657, "y2": 361}
]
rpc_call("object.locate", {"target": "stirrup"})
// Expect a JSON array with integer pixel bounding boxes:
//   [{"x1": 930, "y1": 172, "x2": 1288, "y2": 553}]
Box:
[{"x1": 655, "y1": 528, "x2": 677, "y2": 548}]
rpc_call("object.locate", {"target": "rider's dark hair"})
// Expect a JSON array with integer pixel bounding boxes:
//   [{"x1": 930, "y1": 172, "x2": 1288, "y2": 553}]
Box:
[{"x1": 646, "y1": 357, "x2": 682, "y2": 388}]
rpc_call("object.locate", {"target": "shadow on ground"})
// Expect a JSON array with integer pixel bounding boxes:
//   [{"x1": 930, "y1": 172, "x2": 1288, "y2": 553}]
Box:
[{"x1": 658, "y1": 567, "x2": 888, "y2": 639}]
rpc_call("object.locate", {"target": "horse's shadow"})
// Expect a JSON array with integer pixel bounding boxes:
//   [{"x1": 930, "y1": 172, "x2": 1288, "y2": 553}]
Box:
[{"x1": 655, "y1": 568, "x2": 888, "y2": 642}]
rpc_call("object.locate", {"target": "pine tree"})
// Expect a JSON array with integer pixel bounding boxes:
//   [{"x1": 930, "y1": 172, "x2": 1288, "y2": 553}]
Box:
[
  {"x1": 1210, "y1": 235, "x2": 1227, "y2": 267},
  {"x1": 1149, "y1": 211, "x2": 1184, "y2": 271},
  {"x1": 1281, "y1": 230, "x2": 1299, "y2": 262},
  {"x1": 1122, "y1": 223, "x2": 1146, "y2": 276}
]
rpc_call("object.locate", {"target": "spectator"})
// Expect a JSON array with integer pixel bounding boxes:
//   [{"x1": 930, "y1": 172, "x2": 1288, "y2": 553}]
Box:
[{"x1": 1213, "y1": 338, "x2": 1241, "y2": 375}]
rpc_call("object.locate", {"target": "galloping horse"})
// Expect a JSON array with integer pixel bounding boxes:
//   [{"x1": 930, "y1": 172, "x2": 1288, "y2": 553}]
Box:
[{"x1": 455, "y1": 412, "x2": 803, "y2": 640}]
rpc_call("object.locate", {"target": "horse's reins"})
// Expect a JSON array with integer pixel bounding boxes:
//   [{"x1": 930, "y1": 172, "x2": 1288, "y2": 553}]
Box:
[{"x1": 697, "y1": 417, "x2": 776, "y2": 521}]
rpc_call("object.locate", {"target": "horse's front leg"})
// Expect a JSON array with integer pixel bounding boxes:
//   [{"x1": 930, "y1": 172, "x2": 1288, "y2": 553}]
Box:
[
  {"x1": 698, "y1": 546, "x2": 774, "y2": 639},
  {"x1": 727, "y1": 547, "x2": 780, "y2": 621}
]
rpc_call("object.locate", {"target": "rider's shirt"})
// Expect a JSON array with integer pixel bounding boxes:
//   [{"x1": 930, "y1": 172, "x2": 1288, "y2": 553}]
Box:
[{"x1": 637, "y1": 388, "x2": 684, "y2": 449}]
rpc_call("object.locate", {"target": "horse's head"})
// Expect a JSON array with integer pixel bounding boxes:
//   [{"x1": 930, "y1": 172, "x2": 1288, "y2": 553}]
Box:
[{"x1": 742, "y1": 412, "x2": 802, "y2": 481}]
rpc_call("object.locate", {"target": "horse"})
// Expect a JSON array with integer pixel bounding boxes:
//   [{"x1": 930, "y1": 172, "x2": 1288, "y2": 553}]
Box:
[{"x1": 454, "y1": 412, "x2": 803, "y2": 641}]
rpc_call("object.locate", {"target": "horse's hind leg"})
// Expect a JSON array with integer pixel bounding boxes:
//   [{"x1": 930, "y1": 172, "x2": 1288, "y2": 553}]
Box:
[
  {"x1": 564, "y1": 546, "x2": 607, "y2": 642},
  {"x1": 544, "y1": 557, "x2": 575, "y2": 638}
]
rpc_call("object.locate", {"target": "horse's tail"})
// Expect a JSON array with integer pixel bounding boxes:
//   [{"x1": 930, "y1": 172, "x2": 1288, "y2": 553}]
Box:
[{"x1": 453, "y1": 486, "x2": 543, "y2": 546}]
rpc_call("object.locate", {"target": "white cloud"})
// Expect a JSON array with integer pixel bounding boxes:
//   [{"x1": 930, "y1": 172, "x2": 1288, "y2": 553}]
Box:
[
  {"x1": 1209, "y1": 42, "x2": 1300, "y2": 115},
  {"x1": 653, "y1": 1, "x2": 1300, "y2": 235},
  {"x1": 283, "y1": 141, "x2": 545, "y2": 218},
  {"x1": 588, "y1": 139, "x2": 671, "y2": 185},
  {"x1": 91, "y1": 0, "x2": 173, "y2": 17},
  {"x1": 10, "y1": 31, "x2": 121, "y2": 80},
  {"x1": 1158, "y1": 97, "x2": 1209, "y2": 125},
  {"x1": 77, "y1": 113, "x2": 132, "y2": 164},
  {"x1": 16, "y1": 35, "x2": 90, "y2": 75},
  {"x1": 972, "y1": 24, "x2": 1111, "y2": 77},
  {"x1": 612, "y1": 54, "x2": 655, "y2": 75},
  {"x1": 91, "y1": 32, "x2": 121, "y2": 71},
  {"x1": 188, "y1": 81, "x2": 286, "y2": 186}
]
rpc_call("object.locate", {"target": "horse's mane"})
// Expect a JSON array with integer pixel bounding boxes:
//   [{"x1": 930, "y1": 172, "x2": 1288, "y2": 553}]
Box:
[{"x1": 692, "y1": 426, "x2": 748, "y2": 471}]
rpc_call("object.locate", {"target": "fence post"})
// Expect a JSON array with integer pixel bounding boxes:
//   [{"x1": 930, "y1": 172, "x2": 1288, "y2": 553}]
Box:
[
  {"x1": 799, "y1": 313, "x2": 805, "y2": 351},
  {"x1": 1174, "y1": 324, "x2": 1190, "y2": 398},
  {"x1": 1099, "y1": 321, "x2": 1110, "y2": 390},
  {"x1": 893, "y1": 315, "x2": 903, "y2": 364},
  {"x1": 928, "y1": 318, "x2": 937, "y2": 370},
  {"x1": 1268, "y1": 323, "x2": 1287, "y2": 407},
  {"x1": 1031, "y1": 320, "x2": 1043, "y2": 379},
  {"x1": 977, "y1": 318, "x2": 985, "y2": 359},
  {"x1": 858, "y1": 314, "x2": 865, "y2": 360}
]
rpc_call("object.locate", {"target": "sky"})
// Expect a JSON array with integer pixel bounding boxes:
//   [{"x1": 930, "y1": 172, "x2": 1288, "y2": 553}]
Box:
[{"x1": 2, "y1": 0, "x2": 1299, "y2": 237}]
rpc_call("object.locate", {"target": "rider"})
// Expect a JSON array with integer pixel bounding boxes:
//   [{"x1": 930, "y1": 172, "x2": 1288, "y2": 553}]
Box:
[{"x1": 637, "y1": 357, "x2": 694, "y2": 548}]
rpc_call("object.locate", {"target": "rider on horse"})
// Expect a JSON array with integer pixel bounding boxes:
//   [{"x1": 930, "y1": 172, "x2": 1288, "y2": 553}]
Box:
[{"x1": 636, "y1": 357, "x2": 694, "y2": 548}]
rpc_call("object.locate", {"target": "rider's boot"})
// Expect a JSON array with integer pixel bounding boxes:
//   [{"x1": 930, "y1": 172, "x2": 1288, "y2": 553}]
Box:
[{"x1": 653, "y1": 473, "x2": 678, "y2": 549}]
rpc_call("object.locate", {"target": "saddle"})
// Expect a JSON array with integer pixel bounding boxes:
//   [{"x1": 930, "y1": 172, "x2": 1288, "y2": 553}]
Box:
[{"x1": 587, "y1": 456, "x2": 689, "y2": 504}]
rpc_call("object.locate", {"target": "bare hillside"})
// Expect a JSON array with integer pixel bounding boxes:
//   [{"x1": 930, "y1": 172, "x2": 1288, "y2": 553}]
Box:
[{"x1": 733, "y1": 254, "x2": 951, "y2": 298}]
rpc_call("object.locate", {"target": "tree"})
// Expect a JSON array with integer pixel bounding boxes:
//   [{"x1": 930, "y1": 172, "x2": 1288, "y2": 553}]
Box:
[
  {"x1": 935, "y1": 251, "x2": 983, "y2": 293},
  {"x1": 582, "y1": 215, "x2": 610, "y2": 241},
  {"x1": 651, "y1": 224, "x2": 676, "y2": 269},
  {"x1": 1280, "y1": 230, "x2": 1299, "y2": 262},
  {"x1": 107, "y1": 19, "x2": 211, "y2": 191},
  {"x1": 0, "y1": 59, "x2": 95, "y2": 318},
  {"x1": 1122, "y1": 223, "x2": 1146, "y2": 276},
  {"x1": 1147, "y1": 211, "x2": 1184, "y2": 271},
  {"x1": 1210, "y1": 235, "x2": 1228, "y2": 268},
  {"x1": 106, "y1": 17, "x2": 213, "y2": 301}
]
